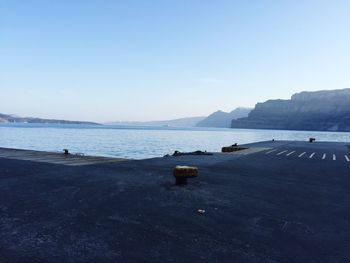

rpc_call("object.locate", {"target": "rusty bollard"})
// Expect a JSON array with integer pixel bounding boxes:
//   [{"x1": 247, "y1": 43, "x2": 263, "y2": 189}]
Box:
[{"x1": 173, "y1": 166, "x2": 198, "y2": 185}]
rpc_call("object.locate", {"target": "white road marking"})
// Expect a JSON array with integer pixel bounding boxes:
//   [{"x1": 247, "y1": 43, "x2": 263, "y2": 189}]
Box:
[
  {"x1": 298, "y1": 152, "x2": 306, "y2": 157},
  {"x1": 238, "y1": 147, "x2": 270, "y2": 155},
  {"x1": 333, "y1": 154, "x2": 336, "y2": 161},
  {"x1": 345, "y1": 155, "x2": 350, "y2": 162},
  {"x1": 322, "y1": 153, "x2": 326, "y2": 160},
  {"x1": 286, "y1": 151, "x2": 295, "y2": 156},
  {"x1": 309, "y1": 152, "x2": 315, "y2": 158},
  {"x1": 265, "y1": 149, "x2": 277, "y2": 154},
  {"x1": 277, "y1": 150, "x2": 288, "y2": 155}
]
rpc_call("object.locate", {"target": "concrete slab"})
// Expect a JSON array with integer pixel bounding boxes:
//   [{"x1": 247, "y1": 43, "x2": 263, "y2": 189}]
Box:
[{"x1": 0, "y1": 140, "x2": 349, "y2": 262}]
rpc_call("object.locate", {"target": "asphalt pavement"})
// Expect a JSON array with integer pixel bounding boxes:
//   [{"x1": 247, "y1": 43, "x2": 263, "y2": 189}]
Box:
[{"x1": 0, "y1": 140, "x2": 349, "y2": 263}]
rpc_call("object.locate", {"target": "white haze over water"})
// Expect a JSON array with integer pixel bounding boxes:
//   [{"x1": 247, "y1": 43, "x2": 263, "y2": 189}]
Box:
[{"x1": 0, "y1": 124, "x2": 349, "y2": 159}]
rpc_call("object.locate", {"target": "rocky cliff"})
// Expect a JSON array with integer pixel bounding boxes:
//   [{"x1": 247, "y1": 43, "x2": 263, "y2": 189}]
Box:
[{"x1": 231, "y1": 89, "x2": 350, "y2": 131}]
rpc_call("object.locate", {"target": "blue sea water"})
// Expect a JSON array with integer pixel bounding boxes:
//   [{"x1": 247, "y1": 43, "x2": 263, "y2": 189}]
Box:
[{"x1": 0, "y1": 123, "x2": 349, "y2": 159}]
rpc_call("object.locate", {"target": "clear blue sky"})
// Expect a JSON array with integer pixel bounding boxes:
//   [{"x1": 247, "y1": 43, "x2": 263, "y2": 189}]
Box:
[{"x1": 1, "y1": 0, "x2": 350, "y2": 122}]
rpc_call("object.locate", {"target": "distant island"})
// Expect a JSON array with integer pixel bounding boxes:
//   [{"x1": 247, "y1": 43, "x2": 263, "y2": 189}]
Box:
[
  {"x1": 231, "y1": 88, "x2": 350, "y2": 132},
  {"x1": 196, "y1": 107, "x2": 251, "y2": 128},
  {"x1": 106, "y1": 108, "x2": 252, "y2": 128},
  {"x1": 0, "y1": 113, "x2": 100, "y2": 125},
  {"x1": 105, "y1": 116, "x2": 206, "y2": 127}
]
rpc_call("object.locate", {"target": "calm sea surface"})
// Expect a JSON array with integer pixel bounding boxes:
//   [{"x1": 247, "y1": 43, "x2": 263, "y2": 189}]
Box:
[{"x1": 0, "y1": 124, "x2": 349, "y2": 159}]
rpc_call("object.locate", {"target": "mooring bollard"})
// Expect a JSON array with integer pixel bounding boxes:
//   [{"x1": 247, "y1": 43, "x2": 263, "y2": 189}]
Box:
[
  {"x1": 63, "y1": 149, "x2": 70, "y2": 155},
  {"x1": 173, "y1": 165, "x2": 198, "y2": 185}
]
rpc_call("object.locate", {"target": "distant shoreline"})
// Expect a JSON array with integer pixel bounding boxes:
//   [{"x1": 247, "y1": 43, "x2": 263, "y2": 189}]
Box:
[{"x1": 3, "y1": 122, "x2": 350, "y2": 133}]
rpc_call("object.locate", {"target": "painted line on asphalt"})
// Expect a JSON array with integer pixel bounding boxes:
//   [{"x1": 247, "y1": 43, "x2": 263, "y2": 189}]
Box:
[
  {"x1": 309, "y1": 152, "x2": 315, "y2": 159},
  {"x1": 286, "y1": 151, "x2": 295, "y2": 156},
  {"x1": 322, "y1": 153, "x2": 326, "y2": 160},
  {"x1": 298, "y1": 152, "x2": 306, "y2": 157},
  {"x1": 345, "y1": 155, "x2": 350, "y2": 162},
  {"x1": 265, "y1": 149, "x2": 277, "y2": 154},
  {"x1": 333, "y1": 154, "x2": 336, "y2": 161},
  {"x1": 277, "y1": 150, "x2": 288, "y2": 155}
]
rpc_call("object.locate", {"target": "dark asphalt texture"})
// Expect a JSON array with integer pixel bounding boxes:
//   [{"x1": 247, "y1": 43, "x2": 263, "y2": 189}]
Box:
[{"x1": 0, "y1": 140, "x2": 349, "y2": 263}]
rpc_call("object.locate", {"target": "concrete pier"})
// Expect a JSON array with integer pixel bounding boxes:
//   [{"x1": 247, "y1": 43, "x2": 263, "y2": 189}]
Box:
[
  {"x1": 0, "y1": 140, "x2": 349, "y2": 262},
  {"x1": 0, "y1": 147, "x2": 127, "y2": 166}
]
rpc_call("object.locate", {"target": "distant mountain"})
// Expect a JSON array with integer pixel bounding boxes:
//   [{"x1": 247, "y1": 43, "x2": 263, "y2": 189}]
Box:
[
  {"x1": 106, "y1": 116, "x2": 206, "y2": 127},
  {"x1": 196, "y1": 108, "x2": 252, "y2": 128},
  {"x1": 231, "y1": 88, "x2": 350, "y2": 132},
  {"x1": 0, "y1": 113, "x2": 100, "y2": 125}
]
